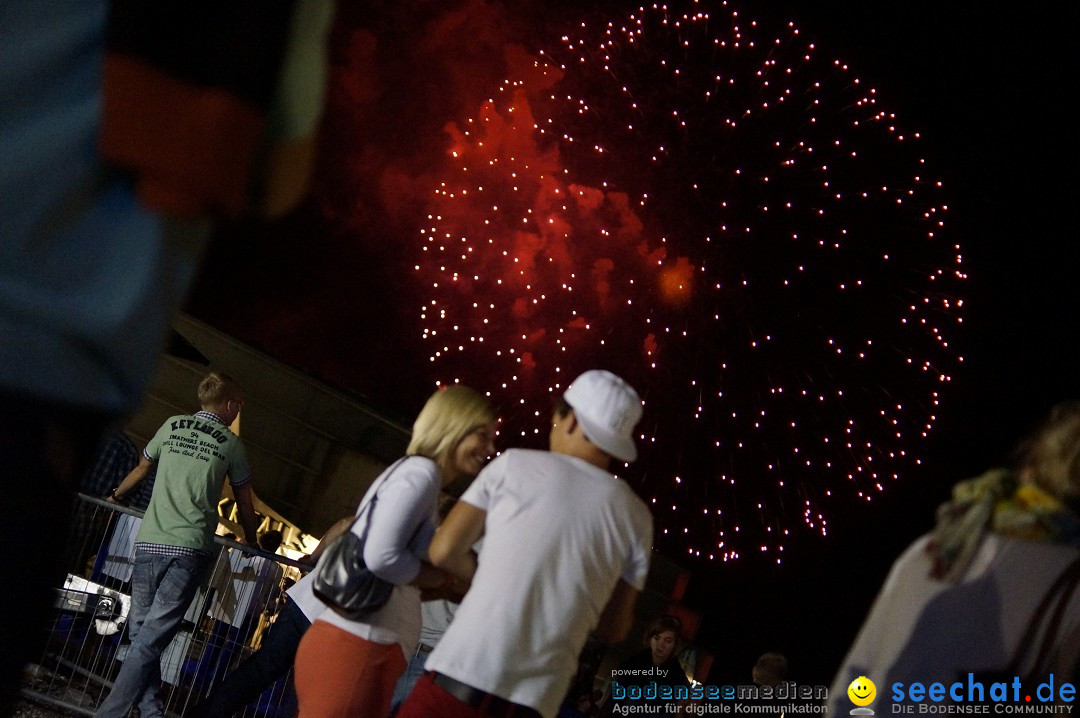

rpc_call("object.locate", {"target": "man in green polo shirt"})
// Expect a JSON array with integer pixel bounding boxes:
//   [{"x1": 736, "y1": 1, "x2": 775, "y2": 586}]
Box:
[{"x1": 96, "y1": 371, "x2": 259, "y2": 718}]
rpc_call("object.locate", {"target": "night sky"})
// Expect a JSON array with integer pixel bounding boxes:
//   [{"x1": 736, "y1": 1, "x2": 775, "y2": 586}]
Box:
[{"x1": 188, "y1": 0, "x2": 1078, "y2": 687}]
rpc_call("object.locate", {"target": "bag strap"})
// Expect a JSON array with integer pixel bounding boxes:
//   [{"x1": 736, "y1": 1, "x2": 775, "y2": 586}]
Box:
[
  {"x1": 348, "y1": 455, "x2": 437, "y2": 547},
  {"x1": 1006, "y1": 555, "x2": 1080, "y2": 676},
  {"x1": 347, "y1": 456, "x2": 411, "y2": 543}
]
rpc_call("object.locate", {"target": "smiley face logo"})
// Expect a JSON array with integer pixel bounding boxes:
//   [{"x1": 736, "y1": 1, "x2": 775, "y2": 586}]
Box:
[{"x1": 847, "y1": 676, "x2": 877, "y2": 707}]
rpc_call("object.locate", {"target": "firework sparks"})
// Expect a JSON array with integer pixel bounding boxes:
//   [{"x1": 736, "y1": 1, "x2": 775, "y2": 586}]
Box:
[{"x1": 418, "y1": 0, "x2": 965, "y2": 564}]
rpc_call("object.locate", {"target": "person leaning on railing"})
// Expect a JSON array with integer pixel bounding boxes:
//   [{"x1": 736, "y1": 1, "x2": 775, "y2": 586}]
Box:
[{"x1": 94, "y1": 372, "x2": 260, "y2": 718}]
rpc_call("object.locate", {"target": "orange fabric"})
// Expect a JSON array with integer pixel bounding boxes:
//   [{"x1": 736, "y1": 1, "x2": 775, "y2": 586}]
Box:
[
  {"x1": 294, "y1": 620, "x2": 406, "y2": 718},
  {"x1": 100, "y1": 54, "x2": 265, "y2": 217}
]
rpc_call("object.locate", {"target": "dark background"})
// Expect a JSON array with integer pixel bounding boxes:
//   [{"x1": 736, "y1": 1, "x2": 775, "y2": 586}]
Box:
[{"x1": 188, "y1": 0, "x2": 1078, "y2": 688}]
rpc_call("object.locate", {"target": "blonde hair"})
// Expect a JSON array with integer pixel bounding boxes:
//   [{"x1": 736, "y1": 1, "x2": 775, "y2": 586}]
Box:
[
  {"x1": 407, "y1": 385, "x2": 497, "y2": 462},
  {"x1": 1015, "y1": 401, "x2": 1080, "y2": 510},
  {"x1": 197, "y1": 371, "x2": 243, "y2": 409}
]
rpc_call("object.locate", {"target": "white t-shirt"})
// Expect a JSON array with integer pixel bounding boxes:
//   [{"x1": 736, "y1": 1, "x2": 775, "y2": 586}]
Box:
[
  {"x1": 828, "y1": 533, "x2": 1080, "y2": 715},
  {"x1": 424, "y1": 449, "x2": 654, "y2": 718},
  {"x1": 298, "y1": 456, "x2": 440, "y2": 658},
  {"x1": 419, "y1": 599, "x2": 458, "y2": 648}
]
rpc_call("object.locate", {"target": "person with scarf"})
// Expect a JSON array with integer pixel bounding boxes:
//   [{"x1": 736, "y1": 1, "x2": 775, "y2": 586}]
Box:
[{"x1": 827, "y1": 402, "x2": 1080, "y2": 714}]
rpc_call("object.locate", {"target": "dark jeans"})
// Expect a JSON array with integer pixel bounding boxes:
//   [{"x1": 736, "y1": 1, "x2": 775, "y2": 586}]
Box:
[
  {"x1": 197, "y1": 595, "x2": 310, "y2": 718},
  {"x1": 390, "y1": 648, "x2": 429, "y2": 714},
  {"x1": 95, "y1": 551, "x2": 210, "y2": 718}
]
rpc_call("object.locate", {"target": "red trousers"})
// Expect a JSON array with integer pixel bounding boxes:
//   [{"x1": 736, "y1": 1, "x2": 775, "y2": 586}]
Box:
[{"x1": 294, "y1": 620, "x2": 406, "y2": 718}]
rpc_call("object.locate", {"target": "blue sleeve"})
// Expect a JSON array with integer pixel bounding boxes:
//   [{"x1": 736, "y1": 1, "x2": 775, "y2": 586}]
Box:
[{"x1": 361, "y1": 458, "x2": 440, "y2": 584}]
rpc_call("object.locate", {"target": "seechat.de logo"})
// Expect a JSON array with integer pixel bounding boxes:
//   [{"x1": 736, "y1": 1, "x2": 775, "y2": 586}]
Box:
[{"x1": 890, "y1": 674, "x2": 1076, "y2": 714}]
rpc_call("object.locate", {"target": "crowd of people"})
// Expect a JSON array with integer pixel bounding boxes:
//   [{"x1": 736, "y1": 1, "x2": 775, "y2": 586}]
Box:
[
  {"x1": 69, "y1": 368, "x2": 654, "y2": 718},
  {"x1": 41, "y1": 370, "x2": 1080, "y2": 718}
]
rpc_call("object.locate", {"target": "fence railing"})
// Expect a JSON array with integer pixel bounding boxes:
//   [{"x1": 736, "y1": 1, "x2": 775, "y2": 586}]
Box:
[{"x1": 22, "y1": 493, "x2": 308, "y2": 717}]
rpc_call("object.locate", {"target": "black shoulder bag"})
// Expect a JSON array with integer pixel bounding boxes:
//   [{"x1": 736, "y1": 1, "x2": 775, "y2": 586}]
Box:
[{"x1": 312, "y1": 457, "x2": 415, "y2": 620}]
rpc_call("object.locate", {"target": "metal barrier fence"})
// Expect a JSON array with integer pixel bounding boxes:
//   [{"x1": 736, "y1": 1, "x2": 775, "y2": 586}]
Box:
[{"x1": 22, "y1": 494, "x2": 307, "y2": 717}]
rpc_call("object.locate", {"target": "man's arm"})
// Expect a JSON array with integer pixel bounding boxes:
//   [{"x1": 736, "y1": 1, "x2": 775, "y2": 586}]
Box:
[
  {"x1": 109, "y1": 456, "x2": 153, "y2": 502},
  {"x1": 410, "y1": 561, "x2": 456, "y2": 590},
  {"x1": 427, "y1": 501, "x2": 486, "y2": 582},
  {"x1": 593, "y1": 579, "x2": 640, "y2": 645},
  {"x1": 232, "y1": 481, "x2": 259, "y2": 546}
]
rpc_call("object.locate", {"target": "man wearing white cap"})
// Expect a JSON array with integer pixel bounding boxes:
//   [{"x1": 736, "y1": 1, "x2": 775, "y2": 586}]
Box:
[{"x1": 397, "y1": 370, "x2": 654, "y2": 718}]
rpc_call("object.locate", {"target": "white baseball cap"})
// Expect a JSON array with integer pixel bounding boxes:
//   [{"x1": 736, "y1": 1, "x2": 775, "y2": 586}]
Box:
[{"x1": 563, "y1": 370, "x2": 643, "y2": 463}]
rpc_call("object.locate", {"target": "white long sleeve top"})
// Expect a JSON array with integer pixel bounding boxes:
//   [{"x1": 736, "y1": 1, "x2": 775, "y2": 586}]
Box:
[{"x1": 307, "y1": 455, "x2": 440, "y2": 658}]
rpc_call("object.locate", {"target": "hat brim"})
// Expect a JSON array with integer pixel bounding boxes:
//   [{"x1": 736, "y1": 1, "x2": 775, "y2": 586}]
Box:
[{"x1": 574, "y1": 411, "x2": 638, "y2": 463}]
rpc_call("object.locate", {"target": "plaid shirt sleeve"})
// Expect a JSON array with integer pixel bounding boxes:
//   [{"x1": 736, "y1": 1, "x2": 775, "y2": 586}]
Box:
[{"x1": 80, "y1": 435, "x2": 139, "y2": 496}]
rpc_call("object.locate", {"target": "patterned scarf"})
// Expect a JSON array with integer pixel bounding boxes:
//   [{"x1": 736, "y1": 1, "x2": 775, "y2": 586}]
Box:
[{"x1": 927, "y1": 468, "x2": 1080, "y2": 581}]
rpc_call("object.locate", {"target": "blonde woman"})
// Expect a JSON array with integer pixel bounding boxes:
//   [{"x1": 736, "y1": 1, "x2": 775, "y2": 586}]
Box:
[{"x1": 293, "y1": 385, "x2": 497, "y2": 718}]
